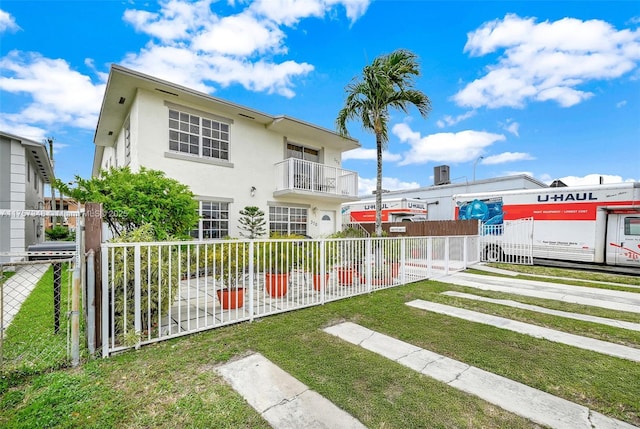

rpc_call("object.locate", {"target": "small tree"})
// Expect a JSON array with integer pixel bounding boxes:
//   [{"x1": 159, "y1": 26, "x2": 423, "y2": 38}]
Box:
[
  {"x1": 238, "y1": 206, "x2": 266, "y2": 239},
  {"x1": 55, "y1": 167, "x2": 199, "y2": 240}
]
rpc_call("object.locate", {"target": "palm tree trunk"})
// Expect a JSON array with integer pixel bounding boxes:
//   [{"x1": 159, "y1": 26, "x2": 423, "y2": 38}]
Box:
[{"x1": 375, "y1": 132, "x2": 383, "y2": 237}]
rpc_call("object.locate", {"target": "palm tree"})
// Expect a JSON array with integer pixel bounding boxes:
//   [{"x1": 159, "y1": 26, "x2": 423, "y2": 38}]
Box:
[{"x1": 337, "y1": 49, "x2": 431, "y2": 236}]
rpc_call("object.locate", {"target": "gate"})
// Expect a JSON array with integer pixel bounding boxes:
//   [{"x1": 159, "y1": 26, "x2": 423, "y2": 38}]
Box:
[
  {"x1": 479, "y1": 217, "x2": 533, "y2": 264},
  {"x1": 0, "y1": 209, "x2": 84, "y2": 375}
]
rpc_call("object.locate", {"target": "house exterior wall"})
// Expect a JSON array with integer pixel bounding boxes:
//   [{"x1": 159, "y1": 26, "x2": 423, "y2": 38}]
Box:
[
  {"x1": 97, "y1": 87, "x2": 349, "y2": 238},
  {"x1": 0, "y1": 135, "x2": 47, "y2": 256}
]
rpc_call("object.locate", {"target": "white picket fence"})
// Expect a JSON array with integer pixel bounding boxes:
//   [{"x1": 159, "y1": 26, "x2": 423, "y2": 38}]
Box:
[{"x1": 101, "y1": 235, "x2": 479, "y2": 356}]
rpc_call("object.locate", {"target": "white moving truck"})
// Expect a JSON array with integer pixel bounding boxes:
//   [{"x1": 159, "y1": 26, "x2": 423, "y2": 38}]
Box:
[
  {"x1": 342, "y1": 198, "x2": 428, "y2": 223},
  {"x1": 453, "y1": 182, "x2": 640, "y2": 267}
]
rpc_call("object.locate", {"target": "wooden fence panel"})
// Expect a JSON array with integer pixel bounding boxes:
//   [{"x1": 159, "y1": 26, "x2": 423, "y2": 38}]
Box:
[{"x1": 359, "y1": 220, "x2": 478, "y2": 237}]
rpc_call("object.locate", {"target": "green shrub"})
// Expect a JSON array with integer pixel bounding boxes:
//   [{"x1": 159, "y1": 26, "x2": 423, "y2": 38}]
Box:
[
  {"x1": 45, "y1": 226, "x2": 74, "y2": 241},
  {"x1": 109, "y1": 224, "x2": 181, "y2": 343}
]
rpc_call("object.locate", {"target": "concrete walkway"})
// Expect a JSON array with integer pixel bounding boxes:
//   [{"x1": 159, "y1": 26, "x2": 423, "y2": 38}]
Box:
[
  {"x1": 472, "y1": 263, "x2": 640, "y2": 289},
  {"x1": 324, "y1": 321, "x2": 638, "y2": 429},
  {"x1": 406, "y1": 300, "x2": 640, "y2": 362},
  {"x1": 437, "y1": 272, "x2": 640, "y2": 314},
  {"x1": 1, "y1": 263, "x2": 50, "y2": 330},
  {"x1": 441, "y1": 291, "x2": 640, "y2": 331},
  {"x1": 216, "y1": 353, "x2": 366, "y2": 429}
]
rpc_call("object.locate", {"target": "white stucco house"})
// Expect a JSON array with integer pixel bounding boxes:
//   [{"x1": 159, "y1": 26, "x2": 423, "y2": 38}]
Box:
[
  {"x1": 92, "y1": 65, "x2": 360, "y2": 239},
  {"x1": 0, "y1": 131, "x2": 54, "y2": 258}
]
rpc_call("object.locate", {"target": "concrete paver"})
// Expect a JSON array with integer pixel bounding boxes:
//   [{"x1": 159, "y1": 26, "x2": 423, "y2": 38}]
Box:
[
  {"x1": 406, "y1": 299, "x2": 640, "y2": 362},
  {"x1": 324, "y1": 321, "x2": 638, "y2": 429},
  {"x1": 442, "y1": 291, "x2": 640, "y2": 331},
  {"x1": 438, "y1": 272, "x2": 640, "y2": 314},
  {"x1": 216, "y1": 353, "x2": 366, "y2": 429}
]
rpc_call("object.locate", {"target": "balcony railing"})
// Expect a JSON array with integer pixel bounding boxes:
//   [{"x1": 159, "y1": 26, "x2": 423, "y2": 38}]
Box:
[{"x1": 274, "y1": 158, "x2": 358, "y2": 198}]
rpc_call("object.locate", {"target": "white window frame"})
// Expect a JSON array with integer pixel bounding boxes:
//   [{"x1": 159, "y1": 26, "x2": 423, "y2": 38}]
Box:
[
  {"x1": 168, "y1": 108, "x2": 231, "y2": 161},
  {"x1": 192, "y1": 200, "x2": 230, "y2": 239},
  {"x1": 269, "y1": 206, "x2": 308, "y2": 236}
]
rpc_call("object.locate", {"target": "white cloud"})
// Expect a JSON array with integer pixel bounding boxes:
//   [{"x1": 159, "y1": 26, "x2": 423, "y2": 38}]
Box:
[
  {"x1": 482, "y1": 152, "x2": 534, "y2": 164},
  {"x1": 500, "y1": 119, "x2": 520, "y2": 136},
  {"x1": 342, "y1": 147, "x2": 402, "y2": 162},
  {"x1": 616, "y1": 100, "x2": 627, "y2": 108},
  {"x1": 392, "y1": 123, "x2": 506, "y2": 165},
  {"x1": 547, "y1": 174, "x2": 636, "y2": 186},
  {"x1": 0, "y1": 9, "x2": 20, "y2": 33},
  {"x1": 454, "y1": 14, "x2": 640, "y2": 109},
  {"x1": 121, "y1": 0, "x2": 370, "y2": 97},
  {"x1": 436, "y1": 110, "x2": 476, "y2": 128},
  {"x1": 0, "y1": 117, "x2": 47, "y2": 142},
  {"x1": 357, "y1": 176, "x2": 421, "y2": 196},
  {"x1": 0, "y1": 51, "x2": 105, "y2": 130},
  {"x1": 250, "y1": 0, "x2": 370, "y2": 26}
]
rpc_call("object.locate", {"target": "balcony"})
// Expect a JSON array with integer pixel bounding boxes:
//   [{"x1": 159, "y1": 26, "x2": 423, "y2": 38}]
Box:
[{"x1": 274, "y1": 158, "x2": 358, "y2": 201}]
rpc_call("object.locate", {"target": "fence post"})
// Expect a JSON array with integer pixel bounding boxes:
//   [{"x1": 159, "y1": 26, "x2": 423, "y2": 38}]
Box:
[
  {"x1": 134, "y1": 244, "x2": 141, "y2": 350},
  {"x1": 444, "y1": 237, "x2": 450, "y2": 276},
  {"x1": 71, "y1": 261, "x2": 81, "y2": 366},
  {"x1": 53, "y1": 262, "x2": 61, "y2": 334},
  {"x1": 86, "y1": 250, "x2": 95, "y2": 354},
  {"x1": 84, "y1": 202, "x2": 102, "y2": 352},
  {"x1": 101, "y1": 246, "x2": 109, "y2": 358},
  {"x1": 248, "y1": 242, "x2": 254, "y2": 322}
]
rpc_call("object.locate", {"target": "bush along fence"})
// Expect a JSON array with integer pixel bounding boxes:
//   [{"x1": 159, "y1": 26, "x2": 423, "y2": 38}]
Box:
[{"x1": 99, "y1": 235, "x2": 479, "y2": 356}]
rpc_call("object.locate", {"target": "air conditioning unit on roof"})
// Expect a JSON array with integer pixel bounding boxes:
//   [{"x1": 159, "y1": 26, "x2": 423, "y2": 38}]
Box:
[{"x1": 434, "y1": 165, "x2": 450, "y2": 186}]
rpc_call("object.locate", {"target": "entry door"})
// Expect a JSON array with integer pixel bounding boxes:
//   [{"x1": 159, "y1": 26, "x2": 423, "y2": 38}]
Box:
[
  {"x1": 319, "y1": 211, "x2": 335, "y2": 237},
  {"x1": 608, "y1": 215, "x2": 640, "y2": 267}
]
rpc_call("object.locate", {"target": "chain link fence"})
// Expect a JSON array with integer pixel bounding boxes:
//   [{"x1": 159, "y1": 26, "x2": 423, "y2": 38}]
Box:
[{"x1": 1, "y1": 257, "x2": 80, "y2": 376}]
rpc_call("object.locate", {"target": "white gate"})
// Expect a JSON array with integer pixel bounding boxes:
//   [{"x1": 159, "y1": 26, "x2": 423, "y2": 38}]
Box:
[{"x1": 479, "y1": 217, "x2": 534, "y2": 265}]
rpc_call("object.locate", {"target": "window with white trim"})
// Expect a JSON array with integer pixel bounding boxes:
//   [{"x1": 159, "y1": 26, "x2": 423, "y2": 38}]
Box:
[
  {"x1": 169, "y1": 109, "x2": 229, "y2": 160},
  {"x1": 269, "y1": 206, "x2": 307, "y2": 236},
  {"x1": 191, "y1": 201, "x2": 229, "y2": 239},
  {"x1": 124, "y1": 118, "x2": 131, "y2": 166}
]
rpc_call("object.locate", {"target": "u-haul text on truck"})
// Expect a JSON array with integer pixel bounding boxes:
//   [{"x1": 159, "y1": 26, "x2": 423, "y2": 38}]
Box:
[
  {"x1": 343, "y1": 198, "x2": 427, "y2": 223},
  {"x1": 453, "y1": 182, "x2": 640, "y2": 267}
]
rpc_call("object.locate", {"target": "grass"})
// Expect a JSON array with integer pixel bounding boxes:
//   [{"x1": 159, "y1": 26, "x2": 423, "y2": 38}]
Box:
[
  {"x1": 481, "y1": 262, "x2": 640, "y2": 289},
  {"x1": 1, "y1": 264, "x2": 72, "y2": 375},
  {"x1": 0, "y1": 270, "x2": 16, "y2": 283},
  {"x1": 1, "y1": 265, "x2": 639, "y2": 428}
]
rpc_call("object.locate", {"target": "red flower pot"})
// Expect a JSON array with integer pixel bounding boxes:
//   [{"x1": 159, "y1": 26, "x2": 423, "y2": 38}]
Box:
[
  {"x1": 312, "y1": 273, "x2": 329, "y2": 291},
  {"x1": 216, "y1": 288, "x2": 245, "y2": 309},
  {"x1": 337, "y1": 268, "x2": 358, "y2": 286},
  {"x1": 265, "y1": 272, "x2": 288, "y2": 297}
]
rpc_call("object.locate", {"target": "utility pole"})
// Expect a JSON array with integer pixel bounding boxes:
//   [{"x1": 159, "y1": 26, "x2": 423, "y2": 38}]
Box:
[{"x1": 47, "y1": 137, "x2": 58, "y2": 228}]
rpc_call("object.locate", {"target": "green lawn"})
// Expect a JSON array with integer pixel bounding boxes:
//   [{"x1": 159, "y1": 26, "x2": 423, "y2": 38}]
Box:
[
  {"x1": 1, "y1": 264, "x2": 72, "y2": 375},
  {"x1": 1, "y1": 265, "x2": 638, "y2": 428}
]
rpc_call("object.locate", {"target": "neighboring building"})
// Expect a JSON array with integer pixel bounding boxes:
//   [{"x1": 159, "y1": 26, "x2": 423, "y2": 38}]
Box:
[
  {"x1": 92, "y1": 65, "x2": 360, "y2": 238},
  {"x1": 0, "y1": 131, "x2": 54, "y2": 256},
  {"x1": 344, "y1": 166, "x2": 548, "y2": 223},
  {"x1": 44, "y1": 197, "x2": 83, "y2": 231}
]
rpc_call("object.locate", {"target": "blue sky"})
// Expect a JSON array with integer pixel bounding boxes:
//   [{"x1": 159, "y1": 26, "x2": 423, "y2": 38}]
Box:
[{"x1": 1, "y1": 0, "x2": 639, "y2": 195}]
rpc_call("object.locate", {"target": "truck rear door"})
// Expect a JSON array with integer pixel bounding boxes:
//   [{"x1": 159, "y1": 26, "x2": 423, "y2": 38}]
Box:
[{"x1": 607, "y1": 214, "x2": 640, "y2": 267}]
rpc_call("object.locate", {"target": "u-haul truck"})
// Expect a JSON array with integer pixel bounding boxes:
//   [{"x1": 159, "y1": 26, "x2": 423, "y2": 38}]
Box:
[
  {"x1": 453, "y1": 182, "x2": 640, "y2": 267},
  {"x1": 342, "y1": 198, "x2": 428, "y2": 223}
]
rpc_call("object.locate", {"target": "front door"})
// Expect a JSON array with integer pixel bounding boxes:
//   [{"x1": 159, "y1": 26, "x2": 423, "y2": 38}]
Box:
[
  {"x1": 319, "y1": 211, "x2": 335, "y2": 237},
  {"x1": 607, "y1": 214, "x2": 640, "y2": 267}
]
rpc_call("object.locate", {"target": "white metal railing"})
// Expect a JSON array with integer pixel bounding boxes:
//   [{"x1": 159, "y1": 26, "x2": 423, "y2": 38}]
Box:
[
  {"x1": 480, "y1": 217, "x2": 533, "y2": 264},
  {"x1": 274, "y1": 158, "x2": 358, "y2": 197},
  {"x1": 101, "y1": 235, "x2": 478, "y2": 356}
]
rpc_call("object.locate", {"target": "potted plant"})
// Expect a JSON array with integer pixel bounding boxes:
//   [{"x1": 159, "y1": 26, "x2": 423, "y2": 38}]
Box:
[
  {"x1": 307, "y1": 241, "x2": 334, "y2": 291},
  {"x1": 329, "y1": 229, "x2": 366, "y2": 286},
  {"x1": 212, "y1": 240, "x2": 248, "y2": 309},
  {"x1": 259, "y1": 234, "x2": 299, "y2": 297}
]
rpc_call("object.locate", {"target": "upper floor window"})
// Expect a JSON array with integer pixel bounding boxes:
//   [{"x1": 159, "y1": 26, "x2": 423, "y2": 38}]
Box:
[
  {"x1": 287, "y1": 143, "x2": 319, "y2": 163},
  {"x1": 169, "y1": 109, "x2": 229, "y2": 161}
]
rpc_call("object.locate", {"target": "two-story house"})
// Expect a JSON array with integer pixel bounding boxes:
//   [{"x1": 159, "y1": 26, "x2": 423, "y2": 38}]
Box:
[
  {"x1": 92, "y1": 65, "x2": 360, "y2": 239},
  {"x1": 0, "y1": 131, "x2": 54, "y2": 257}
]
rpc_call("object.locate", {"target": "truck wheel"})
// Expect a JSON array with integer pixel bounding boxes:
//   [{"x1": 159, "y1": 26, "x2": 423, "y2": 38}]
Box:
[{"x1": 484, "y1": 245, "x2": 504, "y2": 262}]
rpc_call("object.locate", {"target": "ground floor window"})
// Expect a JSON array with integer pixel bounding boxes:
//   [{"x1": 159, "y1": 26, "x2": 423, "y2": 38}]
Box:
[
  {"x1": 192, "y1": 201, "x2": 229, "y2": 239},
  {"x1": 269, "y1": 206, "x2": 307, "y2": 236}
]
